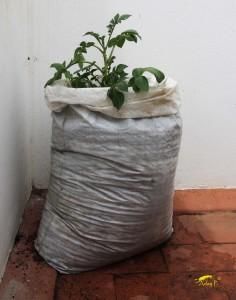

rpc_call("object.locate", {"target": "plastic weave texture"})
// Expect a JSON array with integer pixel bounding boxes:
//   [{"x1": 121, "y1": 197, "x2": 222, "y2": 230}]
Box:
[{"x1": 35, "y1": 105, "x2": 182, "y2": 273}]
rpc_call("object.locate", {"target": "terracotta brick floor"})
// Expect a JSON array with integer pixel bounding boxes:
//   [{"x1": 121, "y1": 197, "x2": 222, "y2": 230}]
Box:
[{"x1": 1, "y1": 189, "x2": 236, "y2": 300}]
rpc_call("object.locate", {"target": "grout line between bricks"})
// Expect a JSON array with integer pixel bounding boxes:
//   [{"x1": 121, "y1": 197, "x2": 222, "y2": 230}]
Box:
[
  {"x1": 108, "y1": 270, "x2": 170, "y2": 277},
  {"x1": 164, "y1": 242, "x2": 236, "y2": 246},
  {"x1": 52, "y1": 272, "x2": 59, "y2": 300},
  {"x1": 174, "y1": 210, "x2": 236, "y2": 215},
  {"x1": 160, "y1": 248, "x2": 170, "y2": 273},
  {"x1": 113, "y1": 274, "x2": 118, "y2": 300}
]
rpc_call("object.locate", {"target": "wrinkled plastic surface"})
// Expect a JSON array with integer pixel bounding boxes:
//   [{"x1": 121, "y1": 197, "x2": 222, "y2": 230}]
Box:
[{"x1": 35, "y1": 105, "x2": 182, "y2": 273}]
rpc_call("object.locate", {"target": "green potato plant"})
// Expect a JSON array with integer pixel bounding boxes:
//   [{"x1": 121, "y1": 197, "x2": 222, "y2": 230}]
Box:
[{"x1": 45, "y1": 13, "x2": 165, "y2": 109}]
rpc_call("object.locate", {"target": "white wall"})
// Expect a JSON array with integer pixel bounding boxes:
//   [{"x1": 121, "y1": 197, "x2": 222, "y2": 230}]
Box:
[
  {"x1": 0, "y1": 1, "x2": 32, "y2": 277},
  {"x1": 31, "y1": 0, "x2": 236, "y2": 189}
]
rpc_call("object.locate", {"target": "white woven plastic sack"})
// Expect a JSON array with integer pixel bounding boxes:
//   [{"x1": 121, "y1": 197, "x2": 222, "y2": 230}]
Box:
[
  {"x1": 45, "y1": 76, "x2": 180, "y2": 118},
  {"x1": 35, "y1": 77, "x2": 182, "y2": 273}
]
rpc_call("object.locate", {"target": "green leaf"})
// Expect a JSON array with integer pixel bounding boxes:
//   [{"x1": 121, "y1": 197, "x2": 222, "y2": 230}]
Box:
[
  {"x1": 107, "y1": 13, "x2": 132, "y2": 35},
  {"x1": 125, "y1": 34, "x2": 137, "y2": 42},
  {"x1": 116, "y1": 64, "x2": 128, "y2": 73},
  {"x1": 119, "y1": 14, "x2": 131, "y2": 21},
  {"x1": 121, "y1": 29, "x2": 141, "y2": 43},
  {"x1": 84, "y1": 31, "x2": 100, "y2": 38},
  {"x1": 134, "y1": 76, "x2": 149, "y2": 91},
  {"x1": 116, "y1": 80, "x2": 128, "y2": 92},
  {"x1": 80, "y1": 41, "x2": 86, "y2": 47},
  {"x1": 128, "y1": 77, "x2": 135, "y2": 86},
  {"x1": 74, "y1": 52, "x2": 85, "y2": 69},
  {"x1": 44, "y1": 77, "x2": 55, "y2": 87},
  {"x1": 142, "y1": 67, "x2": 165, "y2": 83},
  {"x1": 108, "y1": 87, "x2": 125, "y2": 110},
  {"x1": 74, "y1": 47, "x2": 85, "y2": 58},
  {"x1": 44, "y1": 70, "x2": 63, "y2": 87},
  {"x1": 117, "y1": 35, "x2": 125, "y2": 48},
  {"x1": 71, "y1": 77, "x2": 87, "y2": 88},
  {"x1": 114, "y1": 13, "x2": 120, "y2": 22},
  {"x1": 108, "y1": 29, "x2": 141, "y2": 48},
  {"x1": 108, "y1": 37, "x2": 118, "y2": 47},
  {"x1": 86, "y1": 42, "x2": 94, "y2": 47},
  {"x1": 132, "y1": 68, "x2": 143, "y2": 77},
  {"x1": 122, "y1": 29, "x2": 141, "y2": 40},
  {"x1": 54, "y1": 71, "x2": 63, "y2": 80},
  {"x1": 84, "y1": 31, "x2": 101, "y2": 43},
  {"x1": 128, "y1": 77, "x2": 140, "y2": 93},
  {"x1": 132, "y1": 84, "x2": 140, "y2": 93},
  {"x1": 50, "y1": 63, "x2": 65, "y2": 72},
  {"x1": 132, "y1": 67, "x2": 165, "y2": 83},
  {"x1": 108, "y1": 35, "x2": 126, "y2": 48},
  {"x1": 64, "y1": 71, "x2": 72, "y2": 80}
]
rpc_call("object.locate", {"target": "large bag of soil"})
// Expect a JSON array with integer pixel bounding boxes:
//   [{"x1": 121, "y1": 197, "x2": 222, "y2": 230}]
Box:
[{"x1": 35, "y1": 77, "x2": 182, "y2": 273}]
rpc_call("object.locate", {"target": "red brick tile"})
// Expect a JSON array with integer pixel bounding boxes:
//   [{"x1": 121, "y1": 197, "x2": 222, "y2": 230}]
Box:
[
  {"x1": 115, "y1": 273, "x2": 169, "y2": 300},
  {"x1": 216, "y1": 272, "x2": 236, "y2": 299},
  {"x1": 99, "y1": 248, "x2": 167, "y2": 274},
  {"x1": 174, "y1": 189, "x2": 215, "y2": 213},
  {"x1": 211, "y1": 189, "x2": 236, "y2": 210},
  {"x1": 55, "y1": 272, "x2": 116, "y2": 300},
  {"x1": 170, "y1": 272, "x2": 234, "y2": 300},
  {"x1": 0, "y1": 258, "x2": 56, "y2": 300},
  {"x1": 174, "y1": 189, "x2": 236, "y2": 213},
  {"x1": 162, "y1": 244, "x2": 236, "y2": 272},
  {"x1": 0, "y1": 191, "x2": 57, "y2": 300},
  {"x1": 170, "y1": 215, "x2": 203, "y2": 245},
  {"x1": 172, "y1": 213, "x2": 236, "y2": 244},
  {"x1": 115, "y1": 272, "x2": 236, "y2": 300}
]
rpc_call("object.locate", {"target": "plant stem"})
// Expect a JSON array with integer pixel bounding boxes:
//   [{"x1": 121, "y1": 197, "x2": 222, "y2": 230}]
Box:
[
  {"x1": 93, "y1": 45, "x2": 103, "y2": 54},
  {"x1": 67, "y1": 60, "x2": 103, "y2": 74},
  {"x1": 102, "y1": 24, "x2": 117, "y2": 79},
  {"x1": 84, "y1": 61, "x2": 103, "y2": 73},
  {"x1": 107, "y1": 46, "x2": 116, "y2": 69}
]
